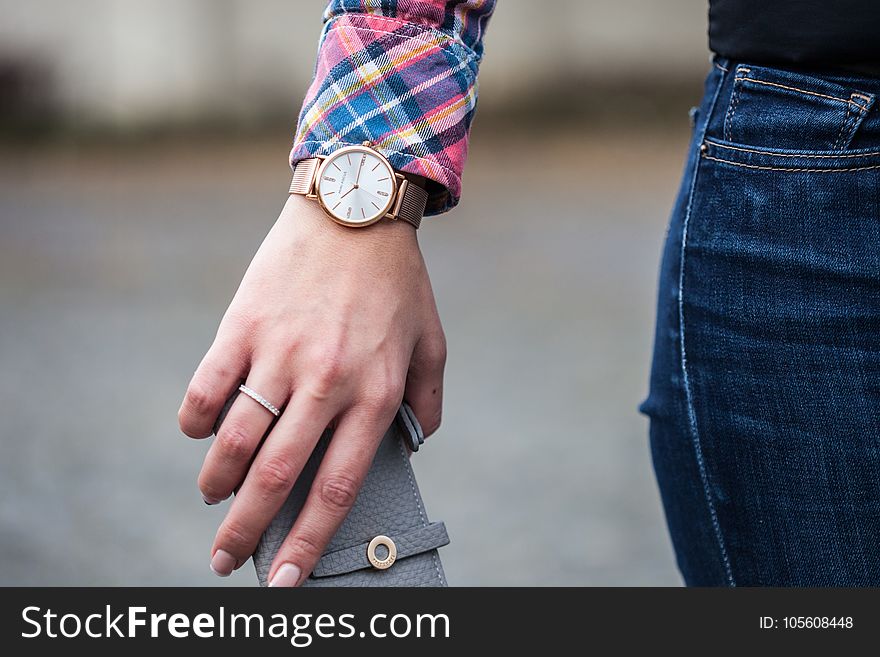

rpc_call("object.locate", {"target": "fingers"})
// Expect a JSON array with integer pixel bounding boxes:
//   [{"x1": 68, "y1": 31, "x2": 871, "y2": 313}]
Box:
[
  {"x1": 179, "y1": 334, "x2": 248, "y2": 439},
  {"x1": 198, "y1": 366, "x2": 288, "y2": 505},
  {"x1": 404, "y1": 329, "x2": 447, "y2": 437},
  {"x1": 265, "y1": 408, "x2": 390, "y2": 587},
  {"x1": 208, "y1": 391, "x2": 338, "y2": 576}
]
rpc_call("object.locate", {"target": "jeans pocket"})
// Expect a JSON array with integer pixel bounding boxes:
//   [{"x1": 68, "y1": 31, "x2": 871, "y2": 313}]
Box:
[{"x1": 721, "y1": 64, "x2": 875, "y2": 152}]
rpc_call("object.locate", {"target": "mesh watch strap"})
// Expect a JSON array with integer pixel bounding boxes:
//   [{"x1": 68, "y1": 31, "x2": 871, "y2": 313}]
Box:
[
  {"x1": 288, "y1": 157, "x2": 426, "y2": 228},
  {"x1": 394, "y1": 180, "x2": 427, "y2": 229},
  {"x1": 289, "y1": 158, "x2": 320, "y2": 195}
]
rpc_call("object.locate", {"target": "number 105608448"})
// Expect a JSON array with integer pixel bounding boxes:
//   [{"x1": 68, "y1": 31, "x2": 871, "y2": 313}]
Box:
[{"x1": 759, "y1": 616, "x2": 853, "y2": 629}]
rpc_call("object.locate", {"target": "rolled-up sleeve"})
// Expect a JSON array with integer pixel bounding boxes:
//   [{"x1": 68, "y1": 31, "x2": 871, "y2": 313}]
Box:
[{"x1": 290, "y1": 0, "x2": 496, "y2": 215}]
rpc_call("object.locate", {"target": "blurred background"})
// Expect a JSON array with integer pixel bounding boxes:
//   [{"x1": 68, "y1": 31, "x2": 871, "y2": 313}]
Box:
[{"x1": 0, "y1": 1, "x2": 711, "y2": 585}]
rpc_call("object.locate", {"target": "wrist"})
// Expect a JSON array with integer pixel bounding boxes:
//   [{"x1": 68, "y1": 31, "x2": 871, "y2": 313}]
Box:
[{"x1": 282, "y1": 193, "x2": 419, "y2": 253}]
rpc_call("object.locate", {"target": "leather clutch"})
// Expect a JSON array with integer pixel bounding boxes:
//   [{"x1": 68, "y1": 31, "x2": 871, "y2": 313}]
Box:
[{"x1": 214, "y1": 393, "x2": 449, "y2": 587}]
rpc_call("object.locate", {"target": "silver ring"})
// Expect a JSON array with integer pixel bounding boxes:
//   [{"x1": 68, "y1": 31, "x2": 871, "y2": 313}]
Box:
[{"x1": 238, "y1": 384, "x2": 281, "y2": 417}]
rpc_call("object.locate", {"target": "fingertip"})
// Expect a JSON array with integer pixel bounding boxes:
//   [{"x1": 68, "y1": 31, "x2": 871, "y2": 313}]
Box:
[
  {"x1": 210, "y1": 549, "x2": 237, "y2": 577},
  {"x1": 268, "y1": 563, "x2": 302, "y2": 587}
]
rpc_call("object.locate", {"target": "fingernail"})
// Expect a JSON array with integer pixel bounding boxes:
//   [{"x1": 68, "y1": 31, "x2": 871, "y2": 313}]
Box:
[
  {"x1": 269, "y1": 563, "x2": 301, "y2": 587},
  {"x1": 203, "y1": 495, "x2": 220, "y2": 505},
  {"x1": 210, "y1": 550, "x2": 236, "y2": 577}
]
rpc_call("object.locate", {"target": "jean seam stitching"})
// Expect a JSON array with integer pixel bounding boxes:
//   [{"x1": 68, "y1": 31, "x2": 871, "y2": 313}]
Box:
[
  {"x1": 832, "y1": 108, "x2": 853, "y2": 151},
  {"x1": 722, "y1": 69, "x2": 747, "y2": 142},
  {"x1": 700, "y1": 153, "x2": 880, "y2": 173},
  {"x1": 738, "y1": 76, "x2": 869, "y2": 110},
  {"x1": 703, "y1": 139, "x2": 880, "y2": 159},
  {"x1": 678, "y1": 69, "x2": 736, "y2": 587}
]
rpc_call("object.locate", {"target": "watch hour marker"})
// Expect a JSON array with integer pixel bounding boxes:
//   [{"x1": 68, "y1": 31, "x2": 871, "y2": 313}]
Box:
[
  {"x1": 331, "y1": 162, "x2": 340, "y2": 170},
  {"x1": 371, "y1": 201, "x2": 381, "y2": 210},
  {"x1": 377, "y1": 177, "x2": 389, "y2": 181},
  {"x1": 361, "y1": 208, "x2": 366, "y2": 218},
  {"x1": 324, "y1": 191, "x2": 335, "y2": 195},
  {"x1": 332, "y1": 202, "x2": 341, "y2": 210},
  {"x1": 371, "y1": 162, "x2": 381, "y2": 171}
]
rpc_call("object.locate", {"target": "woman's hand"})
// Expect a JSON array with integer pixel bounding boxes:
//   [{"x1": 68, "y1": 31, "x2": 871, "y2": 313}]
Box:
[{"x1": 177, "y1": 193, "x2": 446, "y2": 586}]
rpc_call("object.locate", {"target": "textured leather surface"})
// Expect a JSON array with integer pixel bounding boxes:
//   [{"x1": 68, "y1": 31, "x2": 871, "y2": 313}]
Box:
[{"x1": 214, "y1": 392, "x2": 448, "y2": 587}]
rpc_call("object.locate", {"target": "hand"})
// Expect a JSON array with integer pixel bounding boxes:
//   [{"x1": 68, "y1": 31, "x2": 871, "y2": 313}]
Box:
[{"x1": 178, "y1": 193, "x2": 446, "y2": 586}]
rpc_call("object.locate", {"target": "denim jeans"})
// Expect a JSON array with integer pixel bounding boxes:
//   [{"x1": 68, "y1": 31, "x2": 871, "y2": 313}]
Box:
[{"x1": 641, "y1": 59, "x2": 880, "y2": 586}]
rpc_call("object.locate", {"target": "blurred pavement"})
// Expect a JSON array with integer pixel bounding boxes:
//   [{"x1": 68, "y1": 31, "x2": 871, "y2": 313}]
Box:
[{"x1": 0, "y1": 122, "x2": 692, "y2": 585}]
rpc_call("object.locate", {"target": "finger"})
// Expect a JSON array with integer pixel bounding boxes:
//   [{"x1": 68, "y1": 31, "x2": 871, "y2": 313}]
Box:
[
  {"x1": 266, "y1": 408, "x2": 389, "y2": 587},
  {"x1": 209, "y1": 391, "x2": 338, "y2": 577},
  {"x1": 198, "y1": 366, "x2": 289, "y2": 505},
  {"x1": 179, "y1": 334, "x2": 249, "y2": 439},
  {"x1": 404, "y1": 330, "x2": 447, "y2": 437}
]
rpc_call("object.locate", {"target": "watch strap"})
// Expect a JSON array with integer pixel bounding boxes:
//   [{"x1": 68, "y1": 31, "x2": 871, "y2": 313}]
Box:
[
  {"x1": 289, "y1": 157, "x2": 320, "y2": 195},
  {"x1": 394, "y1": 179, "x2": 427, "y2": 229}
]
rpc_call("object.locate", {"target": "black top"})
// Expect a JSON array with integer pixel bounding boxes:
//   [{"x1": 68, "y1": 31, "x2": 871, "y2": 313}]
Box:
[{"x1": 709, "y1": 0, "x2": 880, "y2": 75}]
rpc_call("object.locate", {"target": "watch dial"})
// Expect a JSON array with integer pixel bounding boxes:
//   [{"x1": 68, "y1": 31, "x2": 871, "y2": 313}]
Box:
[{"x1": 317, "y1": 149, "x2": 395, "y2": 224}]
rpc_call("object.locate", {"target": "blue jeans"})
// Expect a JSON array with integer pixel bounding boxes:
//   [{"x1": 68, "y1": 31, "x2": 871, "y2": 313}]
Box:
[{"x1": 641, "y1": 59, "x2": 880, "y2": 586}]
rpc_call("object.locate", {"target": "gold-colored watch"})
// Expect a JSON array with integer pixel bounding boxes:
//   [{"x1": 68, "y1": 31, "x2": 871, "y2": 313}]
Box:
[{"x1": 289, "y1": 142, "x2": 427, "y2": 228}]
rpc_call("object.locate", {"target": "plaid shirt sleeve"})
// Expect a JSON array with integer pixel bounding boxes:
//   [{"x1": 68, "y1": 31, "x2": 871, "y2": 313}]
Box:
[{"x1": 290, "y1": 0, "x2": 496, "y2": 215}]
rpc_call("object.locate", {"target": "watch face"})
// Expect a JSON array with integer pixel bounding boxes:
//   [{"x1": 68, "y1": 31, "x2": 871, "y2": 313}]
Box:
[{"x1": 316, "y1": 147, "x2": 396, "y2": 226}]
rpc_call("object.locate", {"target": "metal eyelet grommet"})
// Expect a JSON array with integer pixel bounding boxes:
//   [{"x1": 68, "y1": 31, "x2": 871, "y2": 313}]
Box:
[{"x1": 367, "y1": 535, "x2": 397, "y2": 570}]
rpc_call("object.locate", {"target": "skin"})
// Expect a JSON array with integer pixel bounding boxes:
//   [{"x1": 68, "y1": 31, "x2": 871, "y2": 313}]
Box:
[{"x1": 177, "y1": 192, "x2": 446, "y2": 586}]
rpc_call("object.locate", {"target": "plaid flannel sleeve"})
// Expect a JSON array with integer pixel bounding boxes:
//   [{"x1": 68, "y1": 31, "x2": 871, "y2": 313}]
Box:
[{"x1": 290, "y1": 0, "x2": 496, "y2": 215}]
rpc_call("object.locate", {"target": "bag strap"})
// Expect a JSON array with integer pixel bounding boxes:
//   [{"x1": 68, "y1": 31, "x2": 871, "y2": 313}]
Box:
[{"x1": 311, "y1": 522, "x2": 449, "y2": 578}]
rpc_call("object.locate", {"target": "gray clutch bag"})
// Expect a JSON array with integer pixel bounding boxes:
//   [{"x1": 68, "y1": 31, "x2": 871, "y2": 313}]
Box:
[{"x1": 214, "y1": 392, "x2": 449, "y2": 587}]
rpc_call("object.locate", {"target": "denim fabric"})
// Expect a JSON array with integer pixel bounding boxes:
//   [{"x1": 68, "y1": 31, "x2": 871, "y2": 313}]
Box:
[{"x1": 641, "y1": 59, "x2": 880, "y2": 586}]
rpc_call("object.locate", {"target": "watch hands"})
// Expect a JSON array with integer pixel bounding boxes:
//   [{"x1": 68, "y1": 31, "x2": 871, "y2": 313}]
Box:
[
  {"x1": 354, "y1": 155, "x2": 365, "y2": 187},
  {"x1": 341, "y1": 184, "x2": 380, "y2": 203}
]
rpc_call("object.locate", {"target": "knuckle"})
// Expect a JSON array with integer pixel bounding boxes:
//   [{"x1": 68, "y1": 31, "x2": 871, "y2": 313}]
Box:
[
  {"x1": 183, "y1": 381, "x2": 216, "y2": 418},
  {"x1": 306, "y1": 349, "x2": 349, "y2": 399},
  {"x1": 218, "y1": 520, "x2": 252, "y2": 556},
  {"x1": 276, "y1": 342, "x2": 298, "y2": 367},
  {"x1": 385, "y1": 372, "x2": 407, "y2": 401},
  {"x1": 256, "y1": 456, "x2": 297, "y2": 496},
  {"x1": 318, "y1": 473, "x2": 360, "y2": 511},
  {"x1": 364, "y1": 368, "x2": 405, "y2": 415},
  {"x1": 286, "y1": 532, "x2": 324, "y2": 563},
  {"x1": 362, "y1": 388, "x2": 402, "y2": 418},
  {"x1": 428, "y1": 332, "x2": 448, "y2": 367},
  {"x1": 410, "y1": 331, "x2": 447, "y2": 379},
  {"x1": 216, "y1": 424, "x2": 254, "y2": 462}
]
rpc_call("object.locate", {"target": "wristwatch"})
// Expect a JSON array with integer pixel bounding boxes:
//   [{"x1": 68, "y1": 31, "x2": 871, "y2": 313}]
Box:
[{"x1": 289, "y1": 142, "x2": 428, "y2": 229}]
